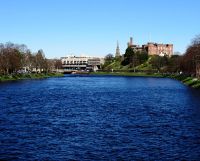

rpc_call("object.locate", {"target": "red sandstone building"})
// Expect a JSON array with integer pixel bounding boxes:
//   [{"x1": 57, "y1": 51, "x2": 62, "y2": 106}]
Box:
[{"x1": 128, "y1": 37, "x2": 173, "y2": 57}]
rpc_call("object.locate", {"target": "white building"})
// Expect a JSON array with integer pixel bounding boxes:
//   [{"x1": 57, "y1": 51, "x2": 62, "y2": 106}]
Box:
[{"x1": 61, "y1": 55, "x2": 104, "y2": 71}]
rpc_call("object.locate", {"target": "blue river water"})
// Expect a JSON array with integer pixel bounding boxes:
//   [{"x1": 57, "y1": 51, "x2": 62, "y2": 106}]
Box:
[{"x1": 0, "y1": 75, "x2": 200, "y2": 160}]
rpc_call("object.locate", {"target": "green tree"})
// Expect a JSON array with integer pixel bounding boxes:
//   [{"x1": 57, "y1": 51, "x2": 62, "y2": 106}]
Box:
[
  {"x1": 103, "y1": 53, "x2": 114, "y2": 67},
  {"x1": 167, "y1": 55, "x2": 182, "y2": 73},
  {"x1": 138, "y1": 51, "x2": 148, "y2": 64},
  {"x1": 150, "y1": 55, "x2": 168, "y2": 72},
  {"x1": 121, "y1": 47, "x2": 135, "y2": 66}
]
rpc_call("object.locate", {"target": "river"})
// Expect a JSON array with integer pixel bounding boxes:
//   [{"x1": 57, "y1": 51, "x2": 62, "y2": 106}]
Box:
[{"x1": 0, "y1": 75, "x2": 200, "y2": 160}]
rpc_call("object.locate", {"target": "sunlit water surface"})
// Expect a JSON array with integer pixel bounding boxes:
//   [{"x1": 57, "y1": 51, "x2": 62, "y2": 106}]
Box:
[{"x1": 0, "y1": 75, "x2": 200, "y2": 160}]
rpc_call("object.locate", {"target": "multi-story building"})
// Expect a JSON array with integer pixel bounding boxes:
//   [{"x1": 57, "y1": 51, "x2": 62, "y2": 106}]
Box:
[
  {"x1": 127, "y1": 37, "x2": 173, "y2": 57},
  {"x1": 61, "y1": 55, "x2": 104, "y2": 71},
  {"x1": 61, "y1": 56, "x2": 88, "y2": 70},
  {"x1": 145, "y1": 42, "x2": 173, "y2": 57}
]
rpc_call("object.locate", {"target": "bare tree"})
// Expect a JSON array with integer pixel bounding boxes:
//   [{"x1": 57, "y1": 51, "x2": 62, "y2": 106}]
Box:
[
  {"x1": 54, "y1": 59, "x2": 62, "y2": 70},
  {"x1": 181, "y1": 35, "x2": 200, "y2": 76},
  {"x1": 34, "y1": 49, "x2": 46, "y2": 73},
  {"x1": 21, "y1": 50, "x2": 35, "y2": 72}
]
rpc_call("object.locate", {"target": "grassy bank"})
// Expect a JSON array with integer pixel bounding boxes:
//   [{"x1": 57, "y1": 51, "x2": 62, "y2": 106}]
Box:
[
  {"x1": 0, "y1": 73, "x2": 64, "y2": 82},
  {"x1": 90, "y1": 71, "x2": 164, "y2": 77},
  {"x1": 170, "y1": 74, "x2": 200, "y2": 89},
  {"x1": 91, "y1": 72, "x2": 200, "y2": 89}
]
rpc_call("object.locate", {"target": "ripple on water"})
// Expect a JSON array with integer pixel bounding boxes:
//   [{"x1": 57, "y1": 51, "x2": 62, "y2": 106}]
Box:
[{"x1": 0, "y1": 76, "x2": 200, "y2": 160}]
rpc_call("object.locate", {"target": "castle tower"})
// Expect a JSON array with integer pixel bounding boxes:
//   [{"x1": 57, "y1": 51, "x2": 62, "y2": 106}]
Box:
[
  {"x1": 115, "y1": 41, "x2": 120, "y2": 57},
  {"x1": 128, "y1": 37, "x2": 133, "y2": 47},
  {"x1": 130, "y1": 37, "x2": 133, "y2": 46}
]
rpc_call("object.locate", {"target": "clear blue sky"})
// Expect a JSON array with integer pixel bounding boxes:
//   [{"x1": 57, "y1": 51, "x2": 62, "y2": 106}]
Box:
[{"x1": 0, "y1": 0, "x2": 200, "y2": 58}]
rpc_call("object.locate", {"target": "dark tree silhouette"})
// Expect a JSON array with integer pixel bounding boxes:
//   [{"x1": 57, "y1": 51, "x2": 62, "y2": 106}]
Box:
[{"x1": 181, "y1": 35, "x2": 200, "y2": 76}]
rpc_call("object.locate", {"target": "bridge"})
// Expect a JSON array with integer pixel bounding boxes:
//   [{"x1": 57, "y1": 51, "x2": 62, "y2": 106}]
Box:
[{"x1": 53, "y1": 69, "x2": 89, "y2": 74}]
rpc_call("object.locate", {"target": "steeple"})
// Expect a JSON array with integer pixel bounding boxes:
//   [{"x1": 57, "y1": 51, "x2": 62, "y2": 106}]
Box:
[{"x1": 115, "y1": 41, "x2": 120, "y2": 57}]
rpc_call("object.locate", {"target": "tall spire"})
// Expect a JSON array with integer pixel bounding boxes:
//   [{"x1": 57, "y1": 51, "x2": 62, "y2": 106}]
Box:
[{"x1": 115, "y1": 41, "x2": 120, "y2": 57}]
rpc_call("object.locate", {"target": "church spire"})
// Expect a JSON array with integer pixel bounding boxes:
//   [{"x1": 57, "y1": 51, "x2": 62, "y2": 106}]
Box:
[{"x1": 115, "y1": 41, "x2": 120, "y2": 57}]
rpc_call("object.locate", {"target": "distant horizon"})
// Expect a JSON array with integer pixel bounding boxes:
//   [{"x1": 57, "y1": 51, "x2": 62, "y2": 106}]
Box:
[{"x1": 0, "y1": 0, "x2": 200, "y2": 59}]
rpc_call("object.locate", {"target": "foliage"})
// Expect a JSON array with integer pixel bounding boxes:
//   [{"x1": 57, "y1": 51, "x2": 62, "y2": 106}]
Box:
[
  {"x1": 102, "y1": 53, "x2": 115, "y2": 69},
  {"x1": 0, "y1": 42, "x2": 62, "y2": 74},
  {"x1": 103, "y1": 34, "x2": 200, "y2": 78},
  {"x1": 149, "y1": 55, "x2": 168, "y2": 71},
  {"x1": 121, "y1": 47, "x2": 135, "y2": 66},
  {"x1": 180, "y1": 34, "x2": 200, "y2": 76},
  {"x1": 90, "y1": 71, "x2": 163, "y2": 77},
  {"x1": 137, "y1": 51, "x2": 148, "y2": 64},
  {"x1": 166, "y1": 55, "x2": 182, "y2": 73},
  {"x1": 121, "y1": 47, "x2": 148, "y2": 67},
  {"x1": 0, "y1": 73, "x2": 64, "y2": 82}
]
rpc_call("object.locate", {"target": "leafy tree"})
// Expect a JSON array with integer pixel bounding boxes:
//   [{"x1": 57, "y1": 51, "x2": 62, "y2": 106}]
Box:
[
  {"x1": 138, "y1": 51, "x2": 148, "y2": 64},
  {"x1": 121, "y1": 47, "x2": 135, "y2": 66},
  {"x1": 167, "y1": 55, "x2": 182, "y2": 73},
  {"x1": 150, "y1": 55, "x2": 168, "y2": 72},
  {"x1": 114, "y1": 55, "x2": 122, "y2": 62},
  {"x1": 103, "y1": 53, "x2": 114, "y2": 66},
  {"x1": 122, "y1": 48, "x2": 148, "y2": 69},
  {"x1": 105, "y1": 53, "x2": 114, "y2": 62}
]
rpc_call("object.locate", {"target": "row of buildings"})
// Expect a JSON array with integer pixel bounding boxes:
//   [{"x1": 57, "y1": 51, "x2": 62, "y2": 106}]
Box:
[
  {"x1": 116, "y1": 37, "x2": 173, "y2": 57},
  {"x1": 61, "y1": 37, "x2": 173, "y2": 72}
]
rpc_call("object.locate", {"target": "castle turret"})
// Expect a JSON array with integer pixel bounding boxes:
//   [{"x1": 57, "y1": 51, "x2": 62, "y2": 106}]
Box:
[
  {"x1": 128, "y1": 37, "x2": 134, "y2": 47},
  {"x1": 130, "y1": 37, "x2": 133, "y2": 46}
]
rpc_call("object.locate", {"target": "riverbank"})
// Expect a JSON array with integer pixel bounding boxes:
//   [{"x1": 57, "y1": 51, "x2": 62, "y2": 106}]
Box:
[
  {"x1": 0, "y1": 73, "x2": 64, "y2": 82},
  {"x1": 170, "y1": 74, "x2": 200, "y2": 89},
  {"x1": 1, "y1": 71, "x2": 200, "y2": 89},
  {"x1": 90, "y1": 72, "x2": 164, "y2": 77},
  {"x1": 90, "y1": 72, "x2": 200, "y2": 89}
]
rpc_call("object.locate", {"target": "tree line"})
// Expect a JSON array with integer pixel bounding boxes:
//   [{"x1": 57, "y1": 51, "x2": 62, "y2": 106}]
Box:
[
  {"x1": 103, "y1": 35, "x2": 200, "y2": 77},
  {"x1": 181, "y1": 35, "x2": 200, "y2": 77},
  {"x1": 0, "y1": 42, "x2": 62, "y2": 75}
]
